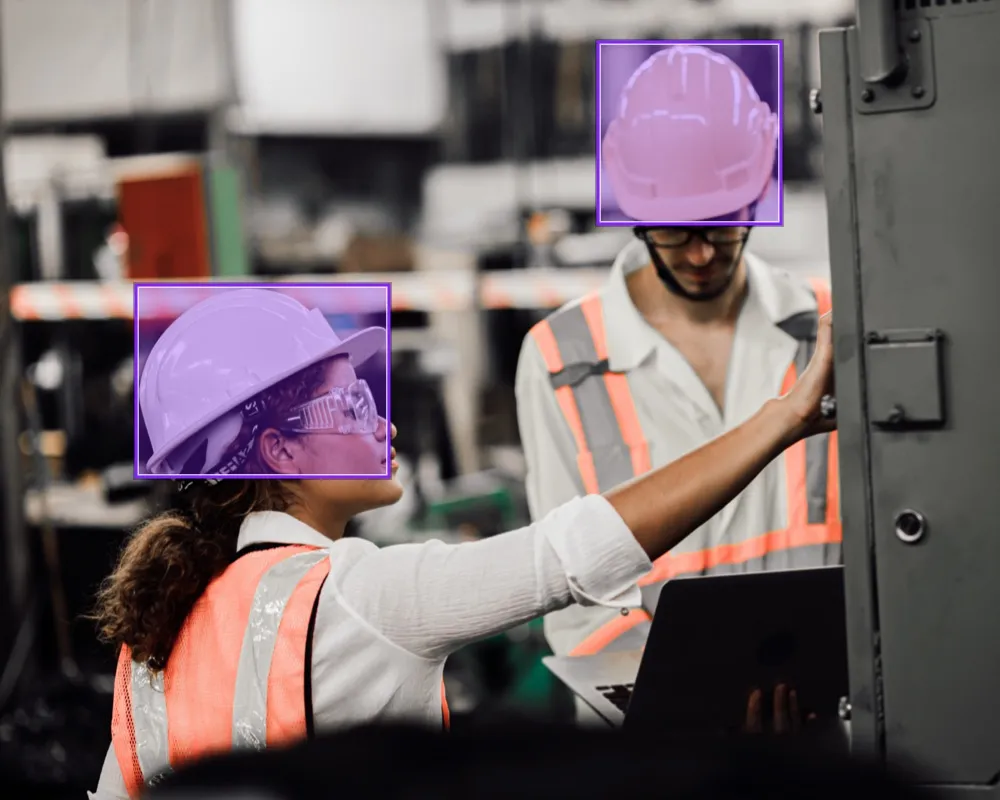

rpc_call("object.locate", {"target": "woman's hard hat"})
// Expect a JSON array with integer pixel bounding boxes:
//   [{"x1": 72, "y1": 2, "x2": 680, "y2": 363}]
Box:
[{"x1": 139, "y1": 288, "x2": 385, "y2": 475}]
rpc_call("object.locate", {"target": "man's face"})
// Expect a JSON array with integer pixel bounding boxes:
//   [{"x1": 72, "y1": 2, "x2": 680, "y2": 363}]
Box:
[{"x1": 643, "y1": 226, "x2": 749, "y2": 300}]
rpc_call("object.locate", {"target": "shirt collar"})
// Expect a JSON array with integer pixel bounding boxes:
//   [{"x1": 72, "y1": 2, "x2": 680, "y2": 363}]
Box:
[
  {"x1": 743, "y1": 251, "x2": 817, "y2": 327},
  {"x1": 601, "y1": 243, "x2": 817, "y2": 373},
  {"x1": 237, "y1": 510, "x2": 333, "y2": 551},
  {"x1": 602, "y1": 239, "x2": 662, "y2": 373}
]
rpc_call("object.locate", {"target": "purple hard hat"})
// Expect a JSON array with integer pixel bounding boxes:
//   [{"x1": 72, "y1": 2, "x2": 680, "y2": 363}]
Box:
[
  {"x1": 139, "y1": 287, "x2": 385, "y2": 475},
  {"x1": 602, "y1": 45, "x2": 779, "y2": 223}
]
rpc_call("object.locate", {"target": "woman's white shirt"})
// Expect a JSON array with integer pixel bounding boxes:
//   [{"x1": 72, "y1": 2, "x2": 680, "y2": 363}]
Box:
[{"x1": 91, "y1": 494, "x2": 651, "y2": 799}]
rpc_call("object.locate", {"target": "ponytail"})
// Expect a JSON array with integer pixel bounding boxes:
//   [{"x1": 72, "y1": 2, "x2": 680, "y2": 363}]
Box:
[{"x1": 92, "y1": 481, "x2": 293, "y2": 670}]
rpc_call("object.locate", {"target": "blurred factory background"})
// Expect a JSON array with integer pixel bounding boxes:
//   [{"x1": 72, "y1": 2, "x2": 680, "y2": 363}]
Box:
[{"x1": 0, "y1": 0, "x2": 854, "y2": 796}]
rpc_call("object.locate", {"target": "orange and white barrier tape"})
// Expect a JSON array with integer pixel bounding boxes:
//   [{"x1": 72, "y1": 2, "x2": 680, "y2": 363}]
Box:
[
  {"x1": 8, "y1": 269, "x2": 609, "y2": 320},
  {"x1": 480, "y1": 268, "x2": 607, "y2": 309},
  {"x1": 9, "y1": 274, "x2": 475, "y2": 319},
  {"x1": 11, "y1": 282, "x2": 134, "y2": 321}
]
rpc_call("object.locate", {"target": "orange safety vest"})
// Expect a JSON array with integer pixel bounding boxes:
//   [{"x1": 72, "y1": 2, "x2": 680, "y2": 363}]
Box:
[
  {"x1": 529, "y1": 278, "x2": 841, "y2": 656},
  {"x1": 111, "y1": 543, "x2": 450, "y2": 798}
]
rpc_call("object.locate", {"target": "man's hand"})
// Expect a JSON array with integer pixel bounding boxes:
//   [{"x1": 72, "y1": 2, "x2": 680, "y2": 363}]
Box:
[{"x1": 744, "y1": 684, "x2": 817, "y2": 735}]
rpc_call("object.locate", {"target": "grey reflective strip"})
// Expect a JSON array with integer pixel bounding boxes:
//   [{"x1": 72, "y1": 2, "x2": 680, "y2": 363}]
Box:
[
  {"x1": 232, "y1": 550, "x2": 329, "y2": 751},
  {"x1": 793, "y1": 337, "x2": 831, "y2": 525},
  {"x1": 547, "y1": 303, "x2": 636, "y2": 492},
  {"x1": 806, "y1": 433, "x2": 831, "y2": 524},
  {"x1": 602, "y1": 619, "x2": 652, "y2": 653},
  {"x1": 129, "y1": 660, "x2": 174, "y2": 785},
  {"x1": 780, "y1": 302, "x2": 831, "y2": 527}
]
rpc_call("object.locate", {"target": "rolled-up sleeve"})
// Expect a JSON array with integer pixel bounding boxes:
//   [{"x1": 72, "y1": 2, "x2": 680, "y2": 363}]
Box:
[{"x1": 334, "y1": 494, "x2": 652, "y2": 661}]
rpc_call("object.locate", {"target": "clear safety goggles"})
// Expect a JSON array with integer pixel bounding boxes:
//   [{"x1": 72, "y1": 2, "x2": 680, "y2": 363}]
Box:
[{"x1": 281, "y1": 379, "x2": 380, "y2": 435}]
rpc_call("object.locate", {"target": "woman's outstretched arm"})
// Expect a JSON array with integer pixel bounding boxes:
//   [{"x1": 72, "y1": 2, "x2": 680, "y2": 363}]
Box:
[{"x1": 333, "y1": 315, "x2": 836, "y2": 661}]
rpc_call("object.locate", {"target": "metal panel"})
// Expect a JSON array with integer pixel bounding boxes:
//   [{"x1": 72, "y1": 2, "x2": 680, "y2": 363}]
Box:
[
  {"x1": 821, "y1": 4, "x2": 1000, "y2": 791},
  {"x1": 817, "y1": 26, "x2": 884, "y2": 762}
]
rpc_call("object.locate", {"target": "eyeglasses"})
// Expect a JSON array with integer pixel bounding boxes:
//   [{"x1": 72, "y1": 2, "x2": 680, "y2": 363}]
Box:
[
  {"x1": 282, "y1": 379, "x2": 380, "y2": 435},
  {"x1": 635, "y1": 227, "x2": 750, "y2": 249}
]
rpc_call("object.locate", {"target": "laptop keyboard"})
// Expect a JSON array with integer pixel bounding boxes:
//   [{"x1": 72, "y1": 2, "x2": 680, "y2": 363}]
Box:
[{"x1": 595, "y1": 683, "x2": 634, "y2": 713}]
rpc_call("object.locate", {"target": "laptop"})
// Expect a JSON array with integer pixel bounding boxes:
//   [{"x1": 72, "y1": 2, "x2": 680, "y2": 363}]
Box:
[{"x1": 543, "y1": 566, "x2": 848, "y2": 735}]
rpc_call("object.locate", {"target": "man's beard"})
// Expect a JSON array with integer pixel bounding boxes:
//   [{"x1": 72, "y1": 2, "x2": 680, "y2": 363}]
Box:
[{"x1": 646, "y1": 243, "x2": 746, "y2": 302}]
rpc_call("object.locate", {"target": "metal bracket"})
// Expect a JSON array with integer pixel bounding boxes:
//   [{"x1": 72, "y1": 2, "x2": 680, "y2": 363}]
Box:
[
  {"x1": 856, "y1": 0, "x2": 906, "y2": 84},
  {"x1": 865, "y1": 328, "x2": 946, "y2": 428},
  {"x1": 851, "y1": 17, "x2": 936, "y2": 115}
]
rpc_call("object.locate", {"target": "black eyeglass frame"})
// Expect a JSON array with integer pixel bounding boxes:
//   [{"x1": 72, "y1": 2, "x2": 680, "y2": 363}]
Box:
[{"x1": 632, "y1": 200, "x2": 759, "y2": 249}]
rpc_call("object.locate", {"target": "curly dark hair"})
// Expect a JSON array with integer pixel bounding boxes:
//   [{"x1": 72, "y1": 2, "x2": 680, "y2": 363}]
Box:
[
  {"x1": 91, "y1": 358, "x2": 334, "y2": 670},
  {"x1": 217, "y1": 360, "x2": 329, "y2": 475}
]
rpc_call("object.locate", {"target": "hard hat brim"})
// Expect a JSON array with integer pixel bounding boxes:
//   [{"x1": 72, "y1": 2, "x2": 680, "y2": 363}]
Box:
[{"x1": 144, "y1": 325, "x2": 387, "y2": 475}]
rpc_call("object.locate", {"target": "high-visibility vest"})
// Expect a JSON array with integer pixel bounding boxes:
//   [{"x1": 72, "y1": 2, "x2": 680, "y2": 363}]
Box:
[
  {"x1": 529, "y1": 278, "x2": 840, "y2": 655},
  {"x1": 111, "y1": 543, "x2": 451, "y2": 798}
]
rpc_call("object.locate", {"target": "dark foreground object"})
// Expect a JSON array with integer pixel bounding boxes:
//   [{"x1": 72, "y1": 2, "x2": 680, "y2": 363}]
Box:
[{"x1": 148, "y1": 720, "x2": 923, "y2": 800}]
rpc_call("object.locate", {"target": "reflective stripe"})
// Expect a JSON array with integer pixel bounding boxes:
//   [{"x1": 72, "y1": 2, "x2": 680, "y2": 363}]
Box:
[
  {"x1": 795, "y1": 336, "x2": 831, "y2": 526},
  {"x1": 117, "y1": 546, "x2": 332, "y2": 795},
  {"x1": 638, "y1": 524, "x2": 842, "y2": 585},
  {"x1": 809, "y1": 277, "x2": 841, "y2": 531},
  {"x1": 581, "y1": 296, "x2": 652, "y2": 478},
  {"x1": 129, "y1": 659, "x2": 174, "y2": 787},
  {"x1": 602, "y1": 619, "x2": 652, "y2": 653},
  {"x1": 530, "y1": 293, "x2": 650, "y2": 495},
  {"x1": 441, "y1": 681, "x2": 450, "y2": 731},
  {"x1": 548, "y1": 299, "x2": 633, "y2": 491},
  {"x1": 827, "y1": 431, "x2": 840, "y2": 526},
  {"x1": 570, "y1": 609, "x2": 652, "y2": 656},
  {"x1": 531, "y1": 313, "x2": 600, "y2": 493},
  {"x1": 232, "y1": 550, "x2": 329, "y2": 751}
]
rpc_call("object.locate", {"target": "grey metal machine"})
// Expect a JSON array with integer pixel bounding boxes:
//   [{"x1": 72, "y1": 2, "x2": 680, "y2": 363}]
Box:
[{"x1": 818, "y1": 0, "x2": 1000, "y2": 793}]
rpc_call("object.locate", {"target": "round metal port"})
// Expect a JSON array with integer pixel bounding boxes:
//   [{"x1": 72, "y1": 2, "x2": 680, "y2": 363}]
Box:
[{"x1": 895, "y1": 509, "x2": 926, "y2": 544}]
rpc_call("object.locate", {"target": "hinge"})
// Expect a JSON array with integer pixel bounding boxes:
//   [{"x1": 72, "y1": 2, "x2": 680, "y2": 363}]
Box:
[{"x1": 851, "y1": 16, "x2": 936, "y2": 114}]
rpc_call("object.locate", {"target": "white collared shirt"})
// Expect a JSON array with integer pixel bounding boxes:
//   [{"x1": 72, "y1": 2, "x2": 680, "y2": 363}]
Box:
[
  {"x1": 515, "y1": 239, "x2": 820, "y2": 656},
  {"x1": 91, "y1": 495, "x2": 652, "y2": 798}
]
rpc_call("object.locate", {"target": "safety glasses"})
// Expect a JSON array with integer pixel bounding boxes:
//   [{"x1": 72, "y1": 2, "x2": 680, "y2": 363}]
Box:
[
  {"x1": 282, "y1": 379, "x2": 380, "y2": 435},
  {"x1": 636, "y1": 227, "x2": 749, "y2": 249},
  {"x1": 634, "y1": 201, "x2": 758, "y2": 249}
]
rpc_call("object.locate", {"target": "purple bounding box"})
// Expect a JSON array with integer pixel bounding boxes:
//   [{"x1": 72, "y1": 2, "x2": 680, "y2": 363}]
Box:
[
  {"x1": 596, "y1": 39, "x2": 784, "y2": 228},
  {"x1": 134, "y1": 283, "x2": 393, "y2": 482}
]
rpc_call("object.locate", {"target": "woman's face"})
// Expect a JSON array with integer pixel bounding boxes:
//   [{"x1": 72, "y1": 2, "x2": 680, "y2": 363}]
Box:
[{"x1": 258, "y1": 356, "x2": 404, "y2": 513}]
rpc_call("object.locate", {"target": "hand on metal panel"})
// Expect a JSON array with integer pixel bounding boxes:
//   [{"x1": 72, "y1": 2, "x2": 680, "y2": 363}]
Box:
[{"x1": 781, "y1": 312, "x2": 837, "y2": 441}]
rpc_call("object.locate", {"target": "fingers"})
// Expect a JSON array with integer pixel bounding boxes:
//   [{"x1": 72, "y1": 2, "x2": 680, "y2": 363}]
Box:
[
  {"x1": 789, "y1": 688, "x2": 801, "y2": 734},
  {"x1": 773, "y1": 683, "x2": 790, "y2": 734},
  {"x1": 745, "y1": 688, "x2": 763, "y2": 734},
  {"x1": 813, "y1": 314, "x2": 834, "y2": 381},
  {"x1": 815, "y1": 312, "x2": 833, "y2": 360}
]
